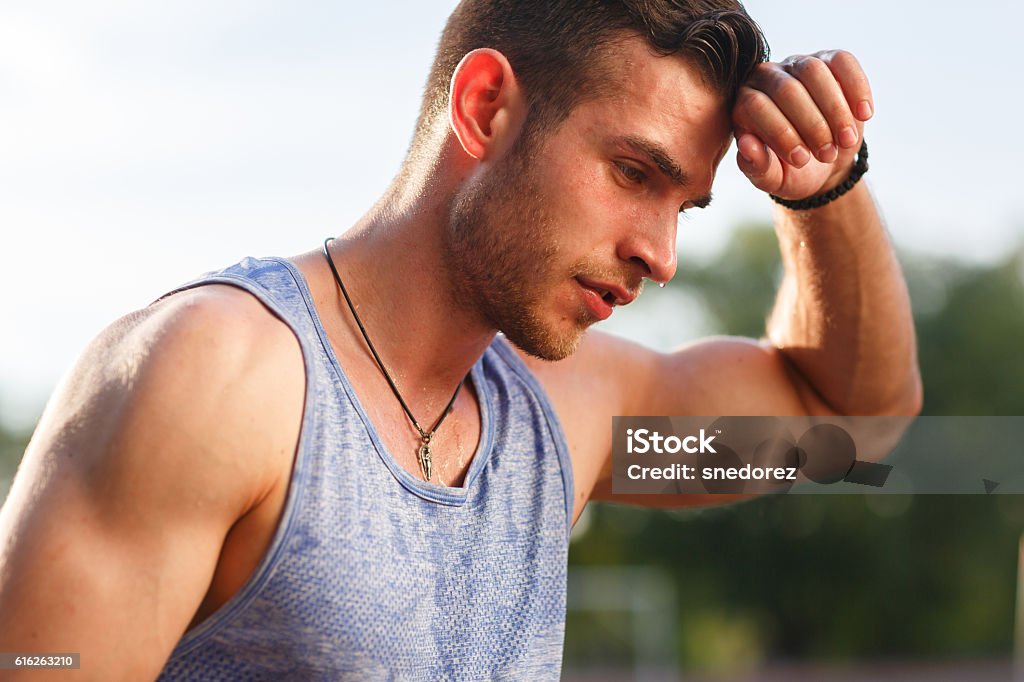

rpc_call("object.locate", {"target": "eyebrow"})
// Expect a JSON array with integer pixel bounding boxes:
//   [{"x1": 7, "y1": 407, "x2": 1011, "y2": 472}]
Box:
[{"x1": 619, "y1": 135, "x2": 713, "y2": 210}]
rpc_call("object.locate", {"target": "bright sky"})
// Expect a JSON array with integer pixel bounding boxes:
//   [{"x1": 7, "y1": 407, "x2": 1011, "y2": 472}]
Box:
[{"x1": 1, "y1": 1, "x2": 1021, "y2": 429}]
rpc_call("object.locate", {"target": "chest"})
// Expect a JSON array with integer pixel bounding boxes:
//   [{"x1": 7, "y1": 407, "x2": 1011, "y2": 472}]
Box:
[
  {"x1": 342, "y1": 360, "x2": 484, "y2": 489},
  {"x1": 171, "y1": 373, "x2": 573, "y2": 676}
]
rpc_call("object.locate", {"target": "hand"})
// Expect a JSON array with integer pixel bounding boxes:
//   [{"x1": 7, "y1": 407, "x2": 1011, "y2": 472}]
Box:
[{"x1": 732, "y1": 50, "x2": 874, "y2": 200}]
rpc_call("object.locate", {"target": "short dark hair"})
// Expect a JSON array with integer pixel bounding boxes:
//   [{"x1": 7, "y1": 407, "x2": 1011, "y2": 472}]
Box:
[{"x1": 408, "y1": 0, "x2": 768, "y2": 158}]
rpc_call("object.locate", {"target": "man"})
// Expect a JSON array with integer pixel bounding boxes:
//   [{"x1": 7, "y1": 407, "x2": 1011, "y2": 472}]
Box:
[{"x1": 0, "y1": 0, "x2": 921, "y2": 679}]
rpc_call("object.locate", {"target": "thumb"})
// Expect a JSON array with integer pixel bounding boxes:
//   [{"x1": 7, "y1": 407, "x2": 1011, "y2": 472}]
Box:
[{"x1": 736, "y1": 132, "x2": 782, "y2": 193}]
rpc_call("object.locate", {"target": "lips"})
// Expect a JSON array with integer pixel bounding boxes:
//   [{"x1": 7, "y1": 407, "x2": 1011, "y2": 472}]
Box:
[
  {"x1": 575, "y1": 276, "x2": 637, "y2": 321},
  {"x1": 575, "y1": 276, "x2": 637, "y2": 306}
]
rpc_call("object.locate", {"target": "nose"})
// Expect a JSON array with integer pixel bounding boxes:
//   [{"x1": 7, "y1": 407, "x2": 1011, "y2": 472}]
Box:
[{"x1": 616, "y1": 214, "x2": 678, "y2": 285}]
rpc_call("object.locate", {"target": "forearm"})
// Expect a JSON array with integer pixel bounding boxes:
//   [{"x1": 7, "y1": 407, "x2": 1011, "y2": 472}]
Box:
[{"x1": 766, "y1": 181, "x2": 922, "y2": 415}]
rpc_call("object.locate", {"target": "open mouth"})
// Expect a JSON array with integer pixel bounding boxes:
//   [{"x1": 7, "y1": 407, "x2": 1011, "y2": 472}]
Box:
[
  {"x1": 574, "y1": 277, "x2": 620, "y2": 321},
  {"x1": 574, "y1": 276, "x2": 636, "y2": 307},
  {"x1": 576, "y1": 278, "x2": 613, "y2": 302},
  {"x1": 596, "y1": 287, "x2": 616, "y2": 305}
]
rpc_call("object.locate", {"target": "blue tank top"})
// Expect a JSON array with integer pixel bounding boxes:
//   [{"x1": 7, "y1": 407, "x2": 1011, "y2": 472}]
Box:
[{"x1": 153, "y1": 256, "x2": 575, "y2": 681}]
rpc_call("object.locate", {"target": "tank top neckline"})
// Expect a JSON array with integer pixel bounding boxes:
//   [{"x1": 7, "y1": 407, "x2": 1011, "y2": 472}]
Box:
[{"x1": 269, "y1": 256, "x2": 497, "y2": 506}]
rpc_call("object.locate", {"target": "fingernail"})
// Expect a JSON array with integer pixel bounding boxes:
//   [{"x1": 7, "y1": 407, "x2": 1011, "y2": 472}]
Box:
[
  {"x1": 738, "y1": 146, "x2": 752, "y2": 163},
  {"x1": 857, "y1": 100, "x2": 873, "y2": 119},
  {"x1": 817, "y1": 143, "x2": 838, "y2": 162},
  {"x1": 839, "y1": 126, "x2": 858, "y2": 148},
  {"x1": 790, "y1": 145, "x2": 810, "y2": 167}
]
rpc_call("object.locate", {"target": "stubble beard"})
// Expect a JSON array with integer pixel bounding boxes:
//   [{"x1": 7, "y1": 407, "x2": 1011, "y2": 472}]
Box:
[{"x1": 442, "y1": 137, "x2": 594, "y2": 362}]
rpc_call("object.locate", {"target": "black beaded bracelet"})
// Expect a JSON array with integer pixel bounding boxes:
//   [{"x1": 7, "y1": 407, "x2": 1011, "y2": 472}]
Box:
[{"x1": 770, "y1": 140, "x2": 869, "y2": 210}]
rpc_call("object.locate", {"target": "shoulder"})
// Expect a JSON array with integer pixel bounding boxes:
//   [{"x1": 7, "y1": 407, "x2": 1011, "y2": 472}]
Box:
[
  {"x1": 138, "y1": 282, "x2": 303, "y2": 387},
  {"x1": 0, "y1": 283, "x2": 306, "y2": 672},
  {"x1": 40, "y1": 282, "x2": 306, "y2": 517}
]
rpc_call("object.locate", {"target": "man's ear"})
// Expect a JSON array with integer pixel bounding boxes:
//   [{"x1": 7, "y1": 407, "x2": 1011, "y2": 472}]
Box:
[{"x1": 448, "y1": 48, "x2": 526, "y2": 161}]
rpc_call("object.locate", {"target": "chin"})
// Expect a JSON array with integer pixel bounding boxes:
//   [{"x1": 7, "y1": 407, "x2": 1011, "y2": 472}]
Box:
[{"x1": 501, "y1": 313, "x2": 591, "y2": 362}]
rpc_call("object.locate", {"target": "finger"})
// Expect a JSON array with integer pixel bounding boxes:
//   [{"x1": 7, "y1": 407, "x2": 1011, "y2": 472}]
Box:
[
  {"x1": 819, "y1": 49, "x2": 874, "y2": 122},
  {"x1": 736, "y1": 131, "x2": 769, "y2": 174},
  {"x1": 759, "y1": 62, "x2": 842, "y2": 161},
  {"x1": 784, "y1": 56, "x2": 860, "y2": 153},
  {"x1": 735, "y1": 132, "x2": 783, "y2": 193},
  {"x1": 733, "y1": 85, "x2": 811, "y2": 169}
]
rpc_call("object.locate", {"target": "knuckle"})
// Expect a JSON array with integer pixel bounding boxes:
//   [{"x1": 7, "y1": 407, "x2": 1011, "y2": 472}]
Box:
[
  {"x1": 809, "y1": 119, "x2": 834, "y2": 145},
  {"x1": 829, "y1": 49, "x2": 861, "y2": 72},
  {"x1": 774, "y1": 76, "x2": 806, "y2": 101},
  {"x1": 749, "y1": 61, "x2": 777, "y2": 85},
  {"x1": 736, "y1": 87, "x2": 770, "y2": 115},
  {"x1": 772, "y1": 123, "x2": 800, "y2": 147},
  {"x1": 827, "y1": 100, "x2": 854, "y2": 127},
  {"x1": 793, "y1": 57, "x2": 829, "y2": 80}
]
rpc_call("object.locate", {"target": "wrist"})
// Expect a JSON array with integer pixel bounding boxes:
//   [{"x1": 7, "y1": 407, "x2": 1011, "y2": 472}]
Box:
[
  {"x1": 820, "y1": 155, "x2": 858, "y2": 191},
  {"x1": 771, "y1": 140, "x2": 869, "y2": 211}
]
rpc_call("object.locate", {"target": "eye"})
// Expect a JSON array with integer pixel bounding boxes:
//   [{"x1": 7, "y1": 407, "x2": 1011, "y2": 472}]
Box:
[{"x1": 615, "y1": 161, "x2": 647, "y2": 185}]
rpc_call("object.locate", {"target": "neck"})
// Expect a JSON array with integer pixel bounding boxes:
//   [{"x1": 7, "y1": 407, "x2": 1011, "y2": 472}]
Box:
[{"x1": 327, "y1": 148, "x2": 496, "y2": 404}]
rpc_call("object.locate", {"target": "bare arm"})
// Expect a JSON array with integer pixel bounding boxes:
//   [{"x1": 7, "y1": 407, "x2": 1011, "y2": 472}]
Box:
[
  {"x1": 0, "y1": 286, "x2": 304, "y2": 680},
  {"x1": 734, "y1": 51, "x2": 922, "y2": 416},
  {"x1": 765, "y1": 182, "x2": 920, "y2": 414}
]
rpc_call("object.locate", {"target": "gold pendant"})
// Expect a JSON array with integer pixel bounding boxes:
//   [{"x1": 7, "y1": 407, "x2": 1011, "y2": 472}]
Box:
[{"x1": 418, "y1": 442, "x2": 432, "y2": 481}]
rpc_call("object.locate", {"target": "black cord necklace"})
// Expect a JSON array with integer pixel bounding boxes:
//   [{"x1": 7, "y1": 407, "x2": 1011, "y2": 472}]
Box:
[{"x1": 322, "y1": 238, "x2": 465, "y2": 482}]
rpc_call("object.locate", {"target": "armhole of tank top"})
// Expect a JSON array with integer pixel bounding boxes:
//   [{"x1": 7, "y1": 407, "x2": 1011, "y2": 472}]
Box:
[
  {"x1": 488, "y1": 337, "x2": 575, "y2": 541},
  {"x1": 152, "y1": 272, "x2": 317, "y2": 656}
]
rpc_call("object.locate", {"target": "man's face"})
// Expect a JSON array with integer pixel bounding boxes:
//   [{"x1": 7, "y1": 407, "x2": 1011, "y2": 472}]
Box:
[{"x1": 444, "y1": 37, "x2": 733, "y2": 361}]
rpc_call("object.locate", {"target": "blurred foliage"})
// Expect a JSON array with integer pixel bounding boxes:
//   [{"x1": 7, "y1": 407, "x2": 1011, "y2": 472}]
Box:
[
  {"x1": 910, "y1": 251, "x2": 1024, "y2": 415},
  {"x1": 0, "y1": 417, "x2": 30, "y2": 501},
  {"x1": 566, "y1": 223, "x2": 1024, "y2": 672},
  {"x1": 682, "y1": 222, "x2": 783, "y2": 339}
]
